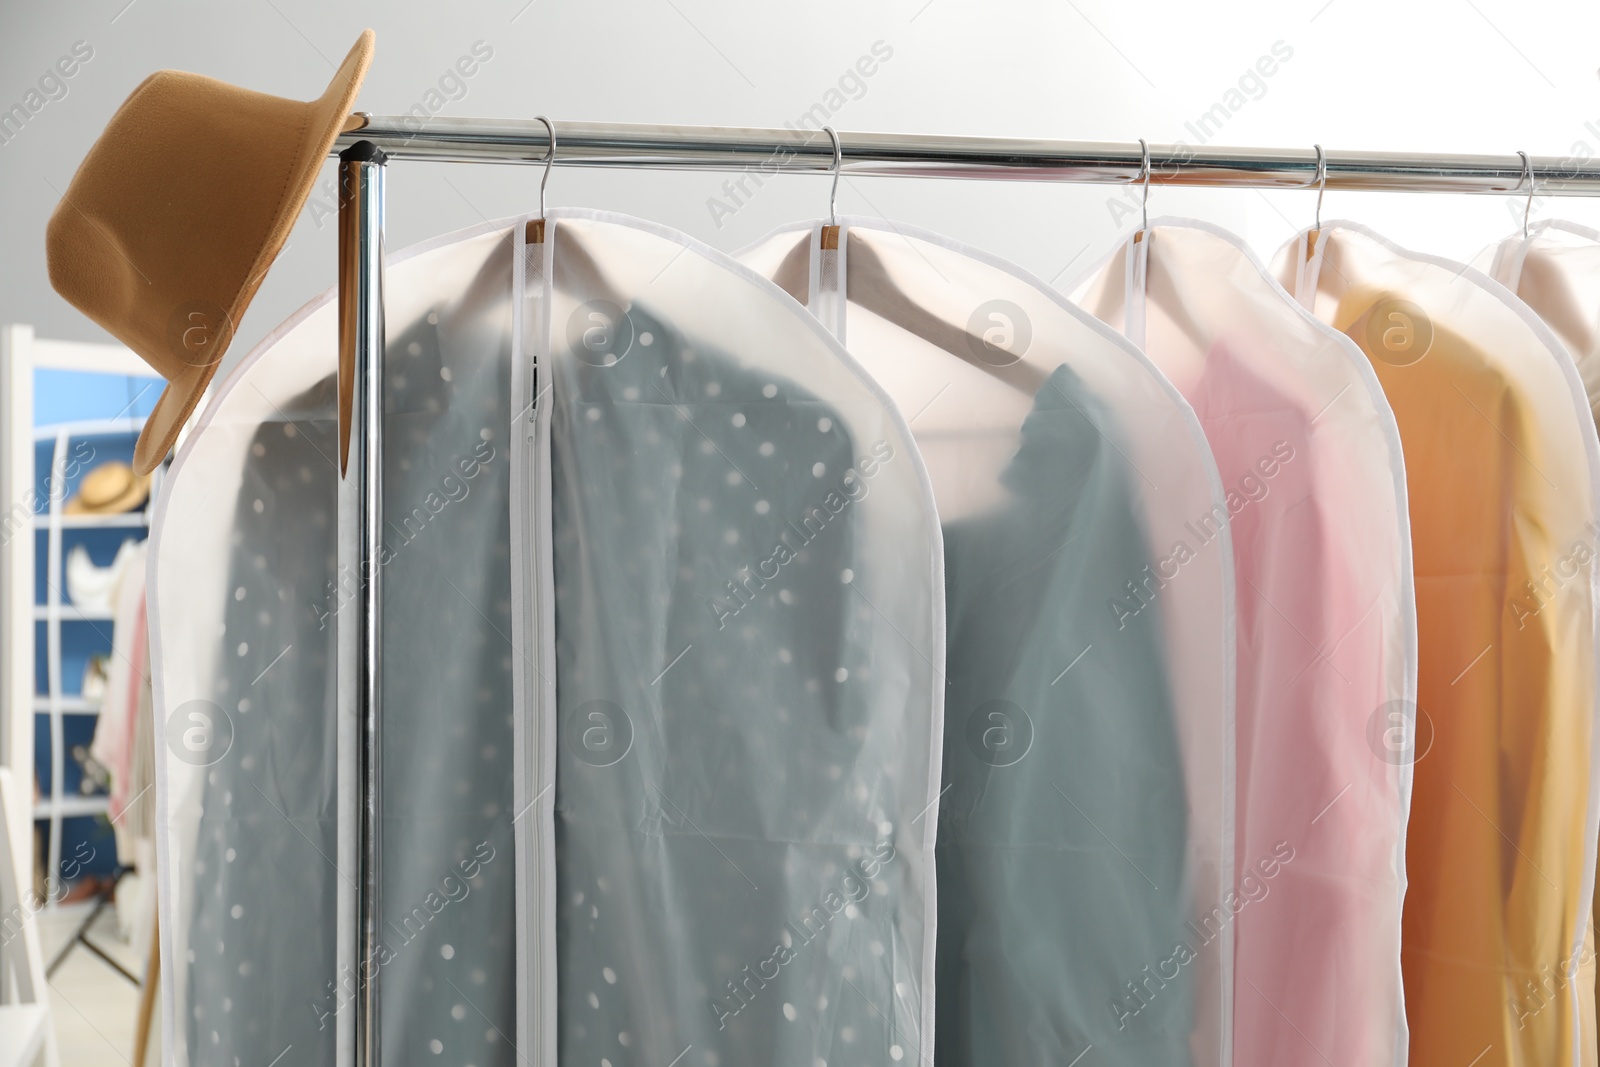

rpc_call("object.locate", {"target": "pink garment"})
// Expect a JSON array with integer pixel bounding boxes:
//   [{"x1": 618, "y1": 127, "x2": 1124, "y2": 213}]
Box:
[
  {"x1": 1191, "y1": 343, "x2": 1403, "y2": 1065},
  {"x1": 110, "y1": 594, "x2": 148, "y2": 825},
  {"x1": 88, "y1": 541, "x2": 148, "y2": 826},
  {"x1": 1073, "y1": 220, "x2": 1413, "y2": 1066}
]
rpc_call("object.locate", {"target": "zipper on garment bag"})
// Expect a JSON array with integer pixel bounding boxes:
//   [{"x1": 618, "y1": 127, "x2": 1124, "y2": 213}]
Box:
[
  {"x1": 510, "y1": 220, "x2": 533, "y2": 1066},
  {"x1": 511, "y1": 218, "x2": 555, "y2": 1067},
  {"x1": 532, "y1": 228, "x2": 560, "y2": 1067},
  {"x1": 528, "y1": 229, "x2": 553, "y2": 1067}
]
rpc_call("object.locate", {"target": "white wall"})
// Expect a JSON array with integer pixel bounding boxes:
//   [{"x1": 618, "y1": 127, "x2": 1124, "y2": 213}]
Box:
[{"x1": 4, "y1": 0, "x2": 1600, "y2": 371}]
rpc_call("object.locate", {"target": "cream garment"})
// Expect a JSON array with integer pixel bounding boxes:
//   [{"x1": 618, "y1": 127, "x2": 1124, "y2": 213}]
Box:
[{"x1": 1478, "y1": 220, "x2": 1600, "y2": 425}]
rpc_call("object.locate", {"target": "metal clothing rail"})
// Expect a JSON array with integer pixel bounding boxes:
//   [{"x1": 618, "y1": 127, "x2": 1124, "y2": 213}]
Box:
[
  {"x1": 329, "y1": 114, "x2": 1600, "y2": 1067},
  {"x1": 334, "y1": 114, "x2": 1600, "y2": 193}
]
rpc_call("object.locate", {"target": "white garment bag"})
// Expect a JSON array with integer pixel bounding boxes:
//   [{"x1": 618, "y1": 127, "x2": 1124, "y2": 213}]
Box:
[
  {"x1": 516, "y1": 210, "x2": 943, "y2": 1067},
  {"x1": 740, "y1": 218, "x2": 1237, "y2": 1067},
  {"x1": 1273, "y1": 221, "x2": 1600, "y2": 1067},
  {"x1": 1477, "y1": 218, "x2": 1600, "y2": 424},
  {"x1": 1074, "y1": 219, "x2": 1415, "y2": 1067},
  {"x1": 152, "y1": 222, "x2": 524, "y2": 1066},
  {"x1": 152, "y1": 210, "x2": 947, "y2": 1067}
]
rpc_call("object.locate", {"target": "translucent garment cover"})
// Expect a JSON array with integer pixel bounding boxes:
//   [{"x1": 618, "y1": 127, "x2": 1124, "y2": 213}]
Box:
[
  {"x1": 1477, "y1": 218, "x2": 1600, "y2": 1058},
  {"x1": 1477, "y1": 220, "x2": 1600, "y2": 425},
  {"x1": 1073, "y1": 218, "x2": 1416, "y2": 1067},
  {"x1": 150, "y1": 222, "x2": 523, "y2": 1066},
  {"x1": 514, "y1": 211, "x2": 943, "y2": 1067},
  {"x1": 1275, "y1": 221, "x2": 1600, "y2": 1067},
  {"x1": 739, "y1": 218, "x2": 1236, "y2": 1067}
]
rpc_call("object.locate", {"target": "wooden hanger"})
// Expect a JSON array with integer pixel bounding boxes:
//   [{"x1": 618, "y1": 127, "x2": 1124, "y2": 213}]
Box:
[{"x1": 769, "y1": 228, "x2": 1052, "y2": 393}]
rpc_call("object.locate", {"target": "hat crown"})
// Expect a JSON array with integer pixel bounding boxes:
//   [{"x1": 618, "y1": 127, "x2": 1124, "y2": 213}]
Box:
[{"x1": 78, "y1": 463, "x2": 134, "y2": 505}]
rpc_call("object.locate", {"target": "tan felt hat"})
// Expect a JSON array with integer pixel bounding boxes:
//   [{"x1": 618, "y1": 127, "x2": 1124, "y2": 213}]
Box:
[
  {"x1": 64, "y1": 461, "x2": 152, "y2": 515},
  {"x1": 46, "y1": 30, "x2": 375, "y2": 475}
]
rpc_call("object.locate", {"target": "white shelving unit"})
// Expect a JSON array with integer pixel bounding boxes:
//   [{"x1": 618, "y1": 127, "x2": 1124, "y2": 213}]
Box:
[
  {"x1": 33, "y1": 419, "x2": 161, "y2": 892},
  {"x1": 33, "y1": 605, "x2": 118, "y2": 622},
  {"x1": 0, "y1": 325, "x2": 164, "y2": 908}
]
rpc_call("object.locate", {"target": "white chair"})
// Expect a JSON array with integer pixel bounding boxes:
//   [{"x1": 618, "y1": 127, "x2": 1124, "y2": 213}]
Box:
[{"x1": 0, "y1": 768, "x2": 58, "y2": 1067}]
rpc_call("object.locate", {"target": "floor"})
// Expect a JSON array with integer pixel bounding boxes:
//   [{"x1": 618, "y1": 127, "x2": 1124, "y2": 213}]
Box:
[{"x1": 35, "y1": 899, "x2": 152, "y2": 1066}]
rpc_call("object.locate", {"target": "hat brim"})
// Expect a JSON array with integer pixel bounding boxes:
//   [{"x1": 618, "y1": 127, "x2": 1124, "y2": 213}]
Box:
[
  {"x1": 131, "y1": 30, "x2": 375, "y2": 474},
  {"x1": 135, "y1": 358, "x2": 211, "y2": 474}
]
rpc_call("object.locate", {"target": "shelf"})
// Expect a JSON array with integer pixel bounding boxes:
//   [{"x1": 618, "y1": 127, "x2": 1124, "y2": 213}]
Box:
[
  {"x1": 33, "y1": 795, "x2": 110, "y2": 819},
  {"x1": 33, "y1": 512, "x2": 149, "y2": 530},
  {"x1": 32, "y1": 695, "x2": 101, "y2": 714},
  {"x1": 31, "y1": 418, "x2": 148, "y2": 443},
  {"x1": 32, "y1": 605, "x2": 114, "y2": 622}
]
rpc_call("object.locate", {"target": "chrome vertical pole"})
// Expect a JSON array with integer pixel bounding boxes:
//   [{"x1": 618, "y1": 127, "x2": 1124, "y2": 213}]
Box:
[{"x1": 338, "y1": 139, "x2": 386, "y2": 1067}]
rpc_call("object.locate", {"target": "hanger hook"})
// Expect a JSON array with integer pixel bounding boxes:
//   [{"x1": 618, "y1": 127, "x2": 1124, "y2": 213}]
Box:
[
  {"x1": 535, "y1": 115, "x2": 556, "y2": 220},
  {"x1": 1313, "y1": 144, "x2": 1327, "y2": 230},
  {"x1": 1518, "y1": 150, "x2": 1534, "y2": 240},
  {"x1": 823, "y1": 126, "x2": 842, "y2": 226},
  {"x1": 1138, "y1": 138, "x2": 1151, "y2": 231}
]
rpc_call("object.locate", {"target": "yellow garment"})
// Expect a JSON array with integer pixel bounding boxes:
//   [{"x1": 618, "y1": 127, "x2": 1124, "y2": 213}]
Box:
[
  {"x1": 1479, "y1": 220, "x2": 1600, "y2": 1067},
  {"x1": 1276, "y1": 224, "x2": 1600, "y2": 1067}
]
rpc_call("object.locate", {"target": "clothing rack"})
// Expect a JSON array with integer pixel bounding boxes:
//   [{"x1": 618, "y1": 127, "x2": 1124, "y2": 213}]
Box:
[
  {"x1": 337, "y1": 115, "x2": 1600, "y2": 191},
  {"x1": 325, "y1": 114, "x2": 1600, "y2": 1067}
]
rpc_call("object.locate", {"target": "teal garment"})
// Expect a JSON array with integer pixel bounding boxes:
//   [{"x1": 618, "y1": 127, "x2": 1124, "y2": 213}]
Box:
[{"x1": 935, "y1": 365, "x2": 1192, "y2": 1066}]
